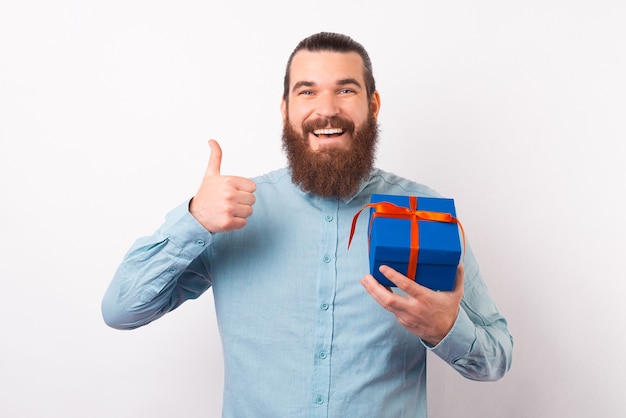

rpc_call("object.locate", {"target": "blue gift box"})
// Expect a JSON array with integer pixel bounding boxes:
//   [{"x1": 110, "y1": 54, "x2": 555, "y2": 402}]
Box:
[{"x1": 368, "y1": 194, "x2": 462, "y2": 291}]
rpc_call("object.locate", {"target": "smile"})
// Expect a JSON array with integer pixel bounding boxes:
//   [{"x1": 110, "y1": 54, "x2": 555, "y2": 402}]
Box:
[{"x1": 313, "y1": 128, "x2": 345, "y2": 138}]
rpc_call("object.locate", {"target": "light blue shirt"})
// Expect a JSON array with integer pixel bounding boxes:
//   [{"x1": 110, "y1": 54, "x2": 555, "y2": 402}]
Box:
[{"x1": 102, "y1": 168, "x2": 513, "y2": 418}]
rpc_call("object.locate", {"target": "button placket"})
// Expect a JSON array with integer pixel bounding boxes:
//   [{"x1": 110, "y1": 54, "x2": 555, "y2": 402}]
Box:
[{"x1": 311, "y1": 200, "x2": 339, "y2": 415}]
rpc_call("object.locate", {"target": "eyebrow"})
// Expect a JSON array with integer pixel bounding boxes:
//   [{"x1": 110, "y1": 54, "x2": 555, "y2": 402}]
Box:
[{"x1": 291, "y1": 78, "x2": 363, "y2": 93}]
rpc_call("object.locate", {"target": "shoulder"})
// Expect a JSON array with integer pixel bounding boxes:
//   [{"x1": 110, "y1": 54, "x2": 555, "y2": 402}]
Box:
[
  {"x1": 253, "y1": 167, "x2": 291, "y2": 186},
  {"x1": 251, "y1": 168, "x2": 302, "y2": 200},
  {"x1": 366, "y1": 168, "x2": 444, "y2": 198}
]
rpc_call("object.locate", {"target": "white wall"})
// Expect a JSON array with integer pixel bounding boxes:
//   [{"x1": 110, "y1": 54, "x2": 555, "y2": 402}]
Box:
[{"x1": 1, "y1": 1, "x2": 624, "y2": 417}]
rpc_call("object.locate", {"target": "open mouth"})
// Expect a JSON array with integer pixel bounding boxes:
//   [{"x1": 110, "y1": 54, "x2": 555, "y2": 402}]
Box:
[{"x1": 313, "y1": 128, "x2": 345, "y2": 138}]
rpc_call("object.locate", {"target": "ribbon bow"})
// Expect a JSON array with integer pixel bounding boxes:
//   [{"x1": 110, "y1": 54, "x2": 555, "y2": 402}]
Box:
[{"x1": 348, "y1": 196, "x2": 466, "y2": 280}]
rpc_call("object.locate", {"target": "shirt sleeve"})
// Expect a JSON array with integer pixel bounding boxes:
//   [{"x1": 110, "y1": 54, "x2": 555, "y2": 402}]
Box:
[
  {"x1": 424, "y1": 242, "x2": 514, "y2": 381},
  {"x1": 101, "y1": 200, "x2": 213, "y2": 330}
]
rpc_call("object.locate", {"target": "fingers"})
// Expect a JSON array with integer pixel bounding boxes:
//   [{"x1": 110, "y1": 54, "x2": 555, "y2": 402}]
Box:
[
  {"x1": 190, "y1": 139, "x2": 257, "y2": 233},
  {"x1": 378, "y1": 265, "x2": 426, "y2": 298},
  {"x1": 206, "y1": 139, "x2": 222, "y2": 177},
  {"x1": 362, "y1": 265, "x2": 465, "y2": 344},
  {"x1": 223, "y1": 190, "x2": 256, "y2": 218},
  {"x1": 361, "y1": 274, "x2": 397, "y2": 309},
  {"x1": 233, "y1": 176, "x2": 257, "y2": 193},
  {"x1": 379, "y1": 264, "x2": 464, "y2": 297}
]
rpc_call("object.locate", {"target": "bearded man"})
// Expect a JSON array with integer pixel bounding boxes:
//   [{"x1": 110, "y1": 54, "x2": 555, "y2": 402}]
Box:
[{"x1": 103, "y1": 32, "x2": 513, "y2": 418}]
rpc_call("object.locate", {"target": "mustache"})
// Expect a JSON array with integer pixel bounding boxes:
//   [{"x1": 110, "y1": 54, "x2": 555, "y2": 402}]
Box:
[
  {"x1": 282, "y1": 112, "x2": 379, "y2": 199},
  {"x1": 302, "y1": 116, "x2": 355, "y2": 134}
]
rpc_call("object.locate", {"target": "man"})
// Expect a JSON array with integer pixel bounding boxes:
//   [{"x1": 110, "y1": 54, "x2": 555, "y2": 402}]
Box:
[{"x1": 102, "y1": 32, "x2": 513, "y2": 417}]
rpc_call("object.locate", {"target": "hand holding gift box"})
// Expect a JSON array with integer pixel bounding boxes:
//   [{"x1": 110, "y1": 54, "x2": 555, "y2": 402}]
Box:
[{"x1": 349, "y1": 194, "x2": 465, "y2": 291}]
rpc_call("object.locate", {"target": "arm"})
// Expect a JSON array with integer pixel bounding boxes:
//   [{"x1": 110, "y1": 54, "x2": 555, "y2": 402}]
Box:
[
  {"x1": 361, "y1": 243, "x2": 513, "y2": 381},
  {"x1": 101, "y1": 202, "x2": 213, "y2": 330},
  {"x1": 102, "y1": 140, "x2": 256, "y2": 329}
]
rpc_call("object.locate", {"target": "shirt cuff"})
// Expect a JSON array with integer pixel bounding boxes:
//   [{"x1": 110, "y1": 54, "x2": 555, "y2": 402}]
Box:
[
  {"x1": 158, "y1": 199, "x2": 214, "y2": 259},
  {"x1": 422, "y1": 307, "x2": 476, "y2": 363}
]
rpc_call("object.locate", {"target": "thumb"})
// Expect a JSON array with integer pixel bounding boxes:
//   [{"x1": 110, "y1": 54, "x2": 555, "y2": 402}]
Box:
[{"x1": 206, "y1": 139, "x2": 222, "y2": 176}]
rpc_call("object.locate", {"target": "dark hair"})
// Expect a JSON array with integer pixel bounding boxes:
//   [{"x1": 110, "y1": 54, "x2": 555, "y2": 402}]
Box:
[{"x1": 282, "y1": 32, "x2": 376, "y2": 102}]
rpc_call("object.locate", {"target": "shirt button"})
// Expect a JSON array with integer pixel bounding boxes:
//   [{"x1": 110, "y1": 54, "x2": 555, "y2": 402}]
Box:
[
  {"x1": 196, "y1": 239, "x2": 205, "y2": 246},
  {"x1": 315, "y1": 396, "x2": 324, "y2": 405},
  {"x1": 323, "y1": 255, "x2": 331, "y2": 263},
  {"x1": 319, "y1": 351, "x2": 327, "y2": 359},
  {"x1": 320, "y1": 303, "x2": 329, "y2": 311},
  {"x1": 325, "y1": 214, "x2": 333, "y2": 222}
]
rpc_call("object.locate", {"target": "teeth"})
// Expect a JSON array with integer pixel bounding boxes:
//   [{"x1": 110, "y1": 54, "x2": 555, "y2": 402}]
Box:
[{"x1": 313, "y1": 128, "x2": 344, "y2": 135}]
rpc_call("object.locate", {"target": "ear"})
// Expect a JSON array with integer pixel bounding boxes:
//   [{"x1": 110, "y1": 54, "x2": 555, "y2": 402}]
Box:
[
  {"x1": 370, "y1": 91, "x2": 381, "y2": 119},
  {"x1": 280, "y1": 98, "x2": 288, "y2": 122}
]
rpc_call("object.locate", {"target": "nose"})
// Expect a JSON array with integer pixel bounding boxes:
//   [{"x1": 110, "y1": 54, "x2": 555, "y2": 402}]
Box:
[{"x1": 315, "y1": 92, "x2": 340, "y2": 119}]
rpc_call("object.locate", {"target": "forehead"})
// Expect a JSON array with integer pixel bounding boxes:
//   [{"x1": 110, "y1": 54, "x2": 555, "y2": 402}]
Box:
[{"x1": 289, "y1": 50, "x2": 365, "y2": 88}]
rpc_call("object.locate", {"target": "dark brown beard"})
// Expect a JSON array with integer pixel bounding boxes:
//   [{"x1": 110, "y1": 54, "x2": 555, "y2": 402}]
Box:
[{"x1": 282, "y1": 112, "x2": 379, "y2": 199}]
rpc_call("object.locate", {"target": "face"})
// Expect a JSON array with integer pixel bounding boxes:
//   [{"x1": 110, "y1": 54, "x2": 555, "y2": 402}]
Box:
[
  {"x1": 280, "y1": 50, "x2": 381, "y2": 198},
  {"x1": 281, "y1": 50, "x2": 380, "y2": 152}
]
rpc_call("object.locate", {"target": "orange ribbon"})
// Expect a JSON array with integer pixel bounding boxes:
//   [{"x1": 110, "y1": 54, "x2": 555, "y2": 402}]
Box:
[{"x1": 348, "y1": 196, "x2": 466, "y2": 280}]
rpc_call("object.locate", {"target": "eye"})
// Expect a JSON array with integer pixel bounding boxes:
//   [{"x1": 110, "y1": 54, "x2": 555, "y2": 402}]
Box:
[
  {"x1": 298, "y1": 90, "x2": 315, "y2": 96},
  {"x1": 339, "y1": 88, "x2": 356, "y2": 95}
]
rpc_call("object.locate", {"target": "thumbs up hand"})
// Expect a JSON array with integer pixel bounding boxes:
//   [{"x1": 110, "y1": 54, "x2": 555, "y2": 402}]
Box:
[{"x1": 189, "y1": 140, "x2": 257, "y2": 233}]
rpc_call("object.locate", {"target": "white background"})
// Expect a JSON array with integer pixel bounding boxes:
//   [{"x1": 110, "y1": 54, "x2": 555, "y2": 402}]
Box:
[{"x1": 1, "y1": 1, "x2": 625, "y2": 417}]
